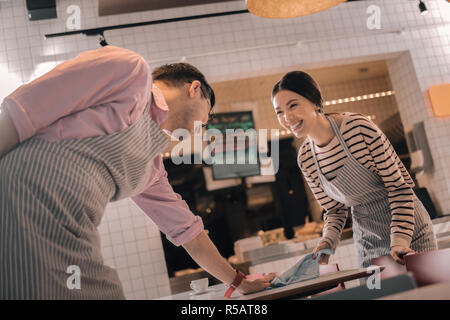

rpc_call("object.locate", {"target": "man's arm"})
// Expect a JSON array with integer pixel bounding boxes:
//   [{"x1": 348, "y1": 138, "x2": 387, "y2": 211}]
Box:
[
  {"x1": 182, "y1": 230, "x2": 239, "y2": 285},
  {"x1": 131, "y1": 167, "x2": 237, "y2": 284},
  {"x1": 131, "y1": 157, "x2": 205, "y2": 247},
  {"x1": 0, "y1": 108, "x2": 19, "y2": 158},
  {"x1": 131, "y1": 157, "x2": 275, "y2": 294}
]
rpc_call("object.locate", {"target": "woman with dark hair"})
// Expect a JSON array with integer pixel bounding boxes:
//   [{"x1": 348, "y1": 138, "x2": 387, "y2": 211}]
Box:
[{"x1": 271, "y1": 71, "x2": 437, "y2": 268}]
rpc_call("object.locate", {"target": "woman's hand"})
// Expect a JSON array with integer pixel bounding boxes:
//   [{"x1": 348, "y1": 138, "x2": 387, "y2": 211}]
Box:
[
  {"x1": 312, "y1": 240, "x2": 332, "y2": 265},
  {"x1": 391, "y1": 246, "x2": 415, "y2": 265},
  {"x1": 237, "y1": 273, "x2": 277, "y2": 295}
]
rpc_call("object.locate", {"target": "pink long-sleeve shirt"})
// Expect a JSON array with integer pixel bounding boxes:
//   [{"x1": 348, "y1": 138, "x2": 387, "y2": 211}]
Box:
[{"x1": 1, "y1": 45, "x2": 204, "y2": 247}]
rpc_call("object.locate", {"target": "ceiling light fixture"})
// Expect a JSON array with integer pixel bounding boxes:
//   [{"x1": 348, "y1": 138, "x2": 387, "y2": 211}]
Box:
[
  {"x1": 84, "y1": 29, "x2": 109, "y2": 47},
  {"x1": 323, "y1": 90, "x2": 395, "y2": 106},
  {"x1": 99, "y1": 32, "x2": 109, "y2": 47},
  {"x1": 245, "y1": 0, "x2": 346, "y2": 19}
]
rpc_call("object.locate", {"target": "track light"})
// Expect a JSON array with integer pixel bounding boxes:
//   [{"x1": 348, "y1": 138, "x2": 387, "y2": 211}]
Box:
[
  {"x1": 85, "y1": 30, "x2": 109, "y2": 47},
  {"x1": 419, "y1": 1, "x2": 428, "y2": 15}
]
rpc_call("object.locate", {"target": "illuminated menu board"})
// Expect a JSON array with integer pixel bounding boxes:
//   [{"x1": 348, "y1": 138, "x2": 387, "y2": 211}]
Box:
[{"x1": 206, "y1": 111, "x2": 260, "y2": 180}]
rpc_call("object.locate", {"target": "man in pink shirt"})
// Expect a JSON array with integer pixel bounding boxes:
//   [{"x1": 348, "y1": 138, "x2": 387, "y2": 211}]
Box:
[{"x1": 0, "y1": 45, "x2": 274, "y2": 299}]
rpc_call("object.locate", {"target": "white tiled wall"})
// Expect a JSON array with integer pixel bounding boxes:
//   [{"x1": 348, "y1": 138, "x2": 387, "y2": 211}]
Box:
[
  {"x1": 1, "y1": 0, "x2": 450, "y2": 299},
  {"x1": 387, "y1": 51, "x2": 450, "y2": 215},
  {"x1": 98, "y1": 199, "x2": 171, "y2": 299}
]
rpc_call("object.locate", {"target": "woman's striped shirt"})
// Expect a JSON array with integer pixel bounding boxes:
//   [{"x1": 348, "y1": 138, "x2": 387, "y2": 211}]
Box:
[{"x1": 298, "y1": 112, "x2": 415, "y2": 249}]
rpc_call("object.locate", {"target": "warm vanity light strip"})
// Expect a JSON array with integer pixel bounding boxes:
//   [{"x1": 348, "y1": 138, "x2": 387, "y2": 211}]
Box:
[{"x1": 323, "y1": 90, "x2": 395, "y2": 106}]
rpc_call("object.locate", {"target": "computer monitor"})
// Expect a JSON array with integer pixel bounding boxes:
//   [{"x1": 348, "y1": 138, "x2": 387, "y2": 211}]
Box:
[{"x1": 205, "y1": 111, "x2": 261, "y2": 180}]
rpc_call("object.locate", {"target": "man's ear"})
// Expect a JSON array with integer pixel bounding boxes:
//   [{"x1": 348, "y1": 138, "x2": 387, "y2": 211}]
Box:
[{"x1": 188, "y1": 80, "x2": 202, "y2": 98}]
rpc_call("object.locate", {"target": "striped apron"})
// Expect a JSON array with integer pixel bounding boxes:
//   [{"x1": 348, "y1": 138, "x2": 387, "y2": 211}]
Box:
[
  {"x1": 309, "y1": 115, "x2": 437, "y2": 269},
  {"x1": 0, "y1": 101, "x2": 168, "y2": 299}
]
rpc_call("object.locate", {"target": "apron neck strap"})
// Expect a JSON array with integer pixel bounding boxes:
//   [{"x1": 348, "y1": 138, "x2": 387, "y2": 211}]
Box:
[
  {"x1": 308, "y1": 136, "x2": 321, "y2": 173},
  {"x1": 308, "y1": 114, "x2": 352, "y2": 173},
  {"x1": 325, "y1": 114, "x2": 353, "y2": 157}
]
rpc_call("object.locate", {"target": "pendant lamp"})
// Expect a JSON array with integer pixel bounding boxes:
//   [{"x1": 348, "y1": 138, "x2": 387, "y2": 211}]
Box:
[{"x1": 246, "y1": 0, "x2": 347, "y2": 19}]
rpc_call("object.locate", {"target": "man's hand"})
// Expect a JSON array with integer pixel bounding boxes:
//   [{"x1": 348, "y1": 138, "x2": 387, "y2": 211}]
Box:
[
  {"x1": 237, "y1": 273, "x2": 277, "y2": 295},
  {"x1": 312, "y1": 240, "x2": 332, "y2": 265},
  {"x1": 183, "y1": 231, "x2": 276, "y2": 295},
  {"x1": 391, "y1": 246, "x2": 415, "y2": 265}
]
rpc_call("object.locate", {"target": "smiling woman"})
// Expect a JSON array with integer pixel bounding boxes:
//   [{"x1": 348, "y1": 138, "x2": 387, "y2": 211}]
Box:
[
  {"x1": 272, "y1": 71, "x2": 339, "y2": 147},
  {"x1": 271, "y1": 70, "x2": 437, "y2": 270}
]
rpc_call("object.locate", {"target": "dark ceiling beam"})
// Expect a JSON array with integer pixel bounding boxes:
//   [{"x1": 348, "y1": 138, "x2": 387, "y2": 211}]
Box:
[{"x1": 45, "y1": 9, "x2": 249, "y2": 39}]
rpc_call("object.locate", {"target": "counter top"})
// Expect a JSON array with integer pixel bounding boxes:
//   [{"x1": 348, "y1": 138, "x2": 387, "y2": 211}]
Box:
[
  {"x1": 156, "y1": 268, "x2": 374, "y2": 300},
  {"x1": 232, "y1": 216, "x2": 450, "y2": 270},
  {"x1": 156, "y1": 283, "x2": 230, "y2": 300}
]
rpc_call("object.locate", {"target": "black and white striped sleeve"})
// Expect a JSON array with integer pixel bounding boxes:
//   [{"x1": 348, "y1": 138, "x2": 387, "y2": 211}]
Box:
[{"x1": 355, "y1": 115, "x2": 416, "y2": 248}]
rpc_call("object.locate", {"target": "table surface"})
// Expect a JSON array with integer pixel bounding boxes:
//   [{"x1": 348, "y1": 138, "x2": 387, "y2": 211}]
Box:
[
  {"x1": 378, "y1": 281, "x2": 450, "y2": 300},
  {"x1": 157, "y1": 267, "x2": 378, "y2": 300}
]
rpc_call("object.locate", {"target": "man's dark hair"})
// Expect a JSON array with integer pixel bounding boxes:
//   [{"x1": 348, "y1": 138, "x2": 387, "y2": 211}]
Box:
[{"x1": 152, "y1": 62, "x2": 215, "y2": 108}]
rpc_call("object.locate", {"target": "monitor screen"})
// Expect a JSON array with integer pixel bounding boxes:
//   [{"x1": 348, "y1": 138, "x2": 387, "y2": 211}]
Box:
[{"x1": 206, "y1": 111, "x2": 260, "y2": 180}]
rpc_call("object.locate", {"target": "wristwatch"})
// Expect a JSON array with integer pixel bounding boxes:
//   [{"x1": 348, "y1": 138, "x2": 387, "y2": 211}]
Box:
[{"x1": 224, "y1": 270, "x2": 245, "y2": 299}]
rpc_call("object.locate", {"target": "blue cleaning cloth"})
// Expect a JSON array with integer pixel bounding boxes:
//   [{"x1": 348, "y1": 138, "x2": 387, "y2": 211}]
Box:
[{"x1": 268, "y1": 248, "x2": 335, "y2": 289}]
